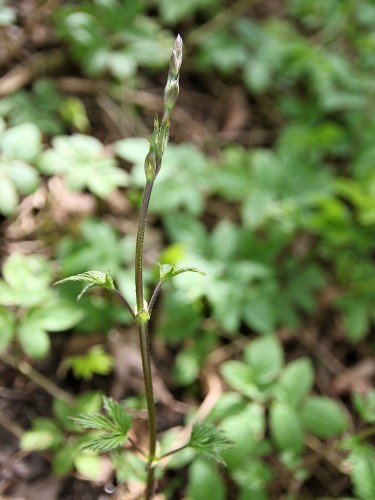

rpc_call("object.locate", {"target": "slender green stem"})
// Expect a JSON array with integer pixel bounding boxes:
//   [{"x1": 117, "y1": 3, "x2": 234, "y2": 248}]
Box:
[
  {"x1": 135, "y1": 180, "x2": 154, "y2": 313},
  {"x1": 111, "y1": 288, "x2": 136, "y2": 320},
  {"x1": 134, "y1": 179, "x2": 157, "y2": 498},
  {"x1": 157, "y1": 444, "x2": 188, "y2": 461}
]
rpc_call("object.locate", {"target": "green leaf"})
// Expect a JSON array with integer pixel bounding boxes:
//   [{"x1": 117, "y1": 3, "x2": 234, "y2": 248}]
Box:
[
  {"x1": 72, "y1": 413, "x2": 115, "y2": 432},
  {"x1": 243, "y1": 295, "x2": 276, "y2": 333},
  {"x1": 102, "y1": 396, "x2": 132, "y2": 435},
  {"x1": 18, "y1": 318, "x2": 50, "y2": 359},
  {"x1": 73, "y1": 396, "x2": 132, "y2": 453},
  {"x1": 81, "y1": 432, "x2": 128, "y2": 453},
  {"x1": 52, "y1": 438, "x2": 86, "y2": 475},
  {"x1": 0, "y1": 307, "x2": 15, "y2": 352},
  {"x1": 299, "y1": 396, "x2": 348, "y2": 438},
  {"x1": 64, "y1": 345, "x2": 113, "y2": 381},
  {"x1": 188, "y1": 423, "x2": 233, "y2": 465},
  {"x1": 0, "y1": 254, "x2": 52, "y2": 306},
  {"x1": 112, "y1": 451, "x2": 147, "y2": 484},
  {"x1": 270, "y1": 402, "x2": 305, "y2": 453},
  {"x1": 232, "y1": 460, "x2": 274, "y2": 490},
  {"x1": 29, "y1": 302, "x2": 85, "y2": 332},
  {"x1": 0, "y1": 172, "x2": 18, "y2": 215},
  {"x1": 38, "y1": 134, "x2": 128, "y2": 197},
  {"x1": 54, "y1": 270, "x2": 115, "y2": 300},
  {"x1": 245, "y1": 335, "x2": 284, "y2": 385},
  {"x1": 9, "y1": 160, "x2": 40, "y2": 194},
  {"x1": 187, "y1": 459, "x2": 226, "y2": 500},
  {"x1": 220, "y1": 404, "x2": 266, "y2": 469},
  {"x1": 174, "y1": 350, "x2": 200, "y2": 386},
  {"x1": 349, "y1": 446, "x2": 375, "y2": 500},
  {"x1": 74, "y1": 451, "x2": 101, "y2": 480},
  {"x1": 0, "y1": 122, "x2": 41, "y2": 161},
  {"x1": 353, "y1": 391, "x2": 375, "y2": 424},
  {"x1": 53, "y1": 391, "x2": 102, "y2": 432},
  {"x1": 20, "y1": 418, "x2": 63, "y2": 451},
  {"x1": 158, "y1": 262, "x2": 206, "y2": 283},
  {"x1": 276, "y1": 358, "x2": 315, "y2": 406},
  {"x1": 221, "y1": 361, "x2": 258, "y2": 399}
]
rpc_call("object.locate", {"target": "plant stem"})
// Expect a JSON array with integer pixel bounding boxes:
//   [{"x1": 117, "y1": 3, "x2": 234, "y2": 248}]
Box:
[
  {"x1": 135, "y1": 179, "x2": 157, "y2": 498},
  {"x1": 111, "y1": 288, "x2": 136, "y2": 320},
  {"x1": 148, "y1": 280, "x2": 163, "y2": 315},
  {"x1": 135, "y1": 180, "x2": 154, "y2": 313},
  {"x1": 157, "y1": 444, "x2": 189, "y2": 460}
]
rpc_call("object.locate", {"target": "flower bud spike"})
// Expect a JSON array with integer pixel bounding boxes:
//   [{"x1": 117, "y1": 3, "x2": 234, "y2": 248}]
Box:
[{"x1": 170, "y1": 35, "x2": 183, "y2": 78}]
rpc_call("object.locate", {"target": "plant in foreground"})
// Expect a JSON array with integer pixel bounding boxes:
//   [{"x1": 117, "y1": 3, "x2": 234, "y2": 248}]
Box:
[{"x1": 54, "y1": 36, "x2": 231, "y2": 498}]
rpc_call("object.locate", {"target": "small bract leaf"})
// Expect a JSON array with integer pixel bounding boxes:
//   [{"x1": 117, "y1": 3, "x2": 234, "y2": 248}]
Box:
[
  {"x1": 188, "y1": 423, "x2": 233, "y2": 465},
  {"x1": 54, "y1": 270, "x2": 115, "y2": 300},
  {"x1": 158, "y1": 262, "x2": 206, "y2": 283}
]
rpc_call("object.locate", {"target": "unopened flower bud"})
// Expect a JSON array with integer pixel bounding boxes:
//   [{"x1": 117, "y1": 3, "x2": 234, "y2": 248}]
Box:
[
  {"x1": 170, "y1": 35, "x2": 183, "y2": 78},
  {"x1": 164, "y1": 80, "x2": 179, "y2": 112},
  {"x1": 144, "y1": 150, "x2": 157, "y2": 181}
]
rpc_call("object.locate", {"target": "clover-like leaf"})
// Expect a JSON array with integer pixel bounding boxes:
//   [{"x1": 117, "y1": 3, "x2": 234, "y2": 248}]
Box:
[
  {"x1": 54, "y1": 271, "x2": 115, "y2": 300},
  {"x1": 188, "y1": 423, "x2": 233, "y2": 465},
  {"x1": 158, "y1": 262, "x2": 206, "y2": 283}
]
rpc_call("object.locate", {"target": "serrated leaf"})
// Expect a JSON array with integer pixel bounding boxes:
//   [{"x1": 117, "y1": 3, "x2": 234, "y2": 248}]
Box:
[
  {"x1": 81, "y1": 432, "x2": 128, "y2": 453},
  {"x1": 72, "y1": 413, "x2": 115, "y2": 432},
  {"x1": 158, "y1": 262, "x2": 206, "y2": 283},
  {"x1": 188, "y1": 423, "x2": 233, "y2": 465},
  {"x1": 299, "y1": 396, "x2": 348, "y2": 438},
  {"x1": 65, "y1": 346, "x2": 113, "y2": 381},
  {"x1": 73, "y1": 396, "x2": 132, "y2": 454},
  {"x1": 54, "y1": 270, "x2": 115, "y2": 300},
  {"x1": 102, "y1": 396, "x2": 132, "y2": 434}
]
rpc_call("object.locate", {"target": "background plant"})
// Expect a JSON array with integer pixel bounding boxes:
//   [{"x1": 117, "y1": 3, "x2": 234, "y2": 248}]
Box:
[{"x1": 1, "y1": 0, "x2": 375, "y2": 498}]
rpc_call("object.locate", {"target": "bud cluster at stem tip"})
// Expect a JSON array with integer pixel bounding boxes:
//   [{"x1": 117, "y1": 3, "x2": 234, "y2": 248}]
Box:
[
  {"x1": 164, "y1": 35, "x2": 183, "y2": 117},
  {"x1": 144, "y1": 36, "x2": 183, "y2": 182}
]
